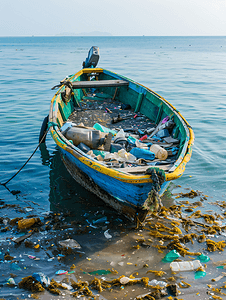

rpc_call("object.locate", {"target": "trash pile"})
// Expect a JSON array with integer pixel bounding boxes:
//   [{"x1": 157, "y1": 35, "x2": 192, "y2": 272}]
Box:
[
  {"x1": 1, "y1": 187, "x2": 226, "y2": 299},
  {"x1": 60, "y1": 97, "x2": 180, "y2": 172}
]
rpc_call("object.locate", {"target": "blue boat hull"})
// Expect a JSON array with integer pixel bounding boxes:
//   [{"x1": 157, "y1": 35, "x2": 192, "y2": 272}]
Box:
[{"x1": 59, "y1": 147, "x2": 170, "y2": 221}]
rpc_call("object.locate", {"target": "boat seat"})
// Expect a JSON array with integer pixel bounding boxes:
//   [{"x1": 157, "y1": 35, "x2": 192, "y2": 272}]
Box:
[{"x1": 72, "y1": 79, "x2": 129, "y2": 89}]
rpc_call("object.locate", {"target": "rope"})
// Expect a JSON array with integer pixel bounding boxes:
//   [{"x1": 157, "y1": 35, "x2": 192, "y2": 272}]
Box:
[
  {"x1": 144, "y1": 167, "x2": 166, "y2": 212},
  {"x1": 0, "y1": 128, "x2": 49, "y2": 187}
]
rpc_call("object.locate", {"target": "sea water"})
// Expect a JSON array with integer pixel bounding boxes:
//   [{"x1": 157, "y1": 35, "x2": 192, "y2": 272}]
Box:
[{"x1": 0, "y1": 36, "x2": 226, "y2": 298}]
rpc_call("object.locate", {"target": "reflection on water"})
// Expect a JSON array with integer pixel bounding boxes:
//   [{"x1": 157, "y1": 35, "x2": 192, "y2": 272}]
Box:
[{"x1": 42, "y1": 146, "x2": 127, "y2": 227}]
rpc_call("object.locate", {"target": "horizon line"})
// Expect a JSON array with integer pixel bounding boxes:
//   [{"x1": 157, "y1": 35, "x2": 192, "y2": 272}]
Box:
[{"x1": 0, "y1": 35, "x2": 226, "y2": 38}]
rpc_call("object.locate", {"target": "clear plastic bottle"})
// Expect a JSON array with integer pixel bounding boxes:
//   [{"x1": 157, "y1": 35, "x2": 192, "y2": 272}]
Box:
[
  {"x1": 149, "y1": 144, "x2": 168, "y2": 160},
  {"x1": 170, "y1": 260, "x2": 202, "y2": 272}
]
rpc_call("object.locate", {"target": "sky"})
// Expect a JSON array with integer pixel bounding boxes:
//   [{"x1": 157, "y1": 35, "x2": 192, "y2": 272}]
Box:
[{"x1": 0, "y1": 0, "x2": 226, "y2": 36}]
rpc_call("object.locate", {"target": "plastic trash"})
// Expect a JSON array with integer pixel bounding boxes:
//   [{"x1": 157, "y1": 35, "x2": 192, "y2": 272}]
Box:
[
  {"x1": 149, "y1": 144, "x2": 168, "y2": 160},
  {"x1": 163, "y1": 136, "x2": 179, "y2": 144},
  {"x1": 7, "y1": 278, "x2": 16, "y2": 286},
  {"x1": 92, "y1": 150, "x2": 109, "y2": 158},
  {"x1": 127, "y1": 135, "x2": 137, "y2": 146},
  {"x1": 59, "y1": 239, "x2": 81, "y2": 249},
  {"x1": 118, "y1": 149, "x2": 136, "y2": 162},
  {"x1": 60, "y1": 121, "x2": 74, "y2": 134},
  {"x1": 93, "y1": 123, "x2": 116, "y2": 135},
  {"x1": 167, "y1": 147, "x2": 178, "y2": 156},
  {"x1": 110, "y1": 143, "x2": 124, "y2": 153},
  {"x1": 32, "y1": 272, "x2": 50, "y2": 287},
  {"x1": 18, "y1": 218, "x2": 40, "y2": 230},
  {"x1": 65, "y1": 126, "x2": 109, "y2": 149},
  {"x1": 135, "y1": 139, "x2": 148, "y2": 149},
  {"x1": 150, "y1": 118, "x2": 175, "y2": 138},
  {"x1": 61, "y1": 283, "x2": 73, "y2": 290},
  {"x1": 170, "y1": 260, "x2": 203, "y2": 272},
  {"x1": 10, "y1": 263, "x2": 22, "y2": 271},
  {"x1": 89, "y1": 269, "x2": 111, "y2": 275},
  {"x1": 194, "y1": 270, "x2": 206, "y2": 279},
  {"x1": 197, "y1": 254, "x2": 210, "y2": 263},
  {"x1": 149, "y1": 279, "x2": 167, "y2": 288},
  {"x1": 130, "y1": 148, "x2": 155, "y2": 161},
  {"x1": 77, "y1": 142, "x2": 91, "y2": 153},
  {"x1": 138, "y1": 129, "x2": 144, "y2": 136},
  {"x1": 55, "y1": 270, "x2": 68, "y2": 275},
  {"x1": 114, "y1": 129, "x2": 126, "y2": 140},
  {"x1": 139, "y1": 134, "x2": 148, "y2": 141},
  {"x1": 120, "y1": 277, "x2": 131, "y2": 285},
  {"x1": 156, "y1": 129, "x2": 170, "y2": 138},
  {"x1": 104, "y1": 149, "x2": 136, "y2": 163},
  {"x1": 92, "y1": 216, "x2": 108, "y2": 224},
  {"x1": 113, "y1": 137, "x2": 128, "y2": 148},
  {"x1": 104, "y1": 229, "x2": 112, "y2": 239},
  {"x1": 162, "y1": 250, "x2": 181, "y2": 263}
]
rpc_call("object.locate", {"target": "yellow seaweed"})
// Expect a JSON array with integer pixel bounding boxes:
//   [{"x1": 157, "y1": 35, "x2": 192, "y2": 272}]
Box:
[{"x1": 146, "y1": 270, "x2": 166, "y2": 277}]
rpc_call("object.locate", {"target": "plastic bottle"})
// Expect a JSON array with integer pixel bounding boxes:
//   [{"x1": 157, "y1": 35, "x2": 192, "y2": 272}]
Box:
[
  {"x1": 170, "y1": 260, "x2": 202, "y2": 272},
  {"x1": 65, "y1": 127, "x2": 108, "y2": 149},
  {"x1": 149, "y1": 144, "x2": 168, "y2": 160},
  {"x1": 93, "y1": 123, "x2": 116, "y2": 135},
  {"x1": 130, "y1": 148, "x2": 155, "y2": 161}
]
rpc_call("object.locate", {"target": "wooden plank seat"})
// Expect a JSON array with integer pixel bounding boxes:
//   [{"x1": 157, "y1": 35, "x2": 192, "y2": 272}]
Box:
[{"x1": 72, "y1": 79, "x2": 129, "y2": 89}]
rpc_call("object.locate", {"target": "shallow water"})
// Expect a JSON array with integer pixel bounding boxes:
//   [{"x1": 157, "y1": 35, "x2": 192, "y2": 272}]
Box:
[{"x1": 0, "y1": 36, "x2": 226, "y2": 299}]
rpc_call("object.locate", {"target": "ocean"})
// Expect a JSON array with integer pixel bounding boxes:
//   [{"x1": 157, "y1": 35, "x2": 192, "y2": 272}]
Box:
[{"x1": 0, "y1": 36, "x2": 226, "y2": 299}]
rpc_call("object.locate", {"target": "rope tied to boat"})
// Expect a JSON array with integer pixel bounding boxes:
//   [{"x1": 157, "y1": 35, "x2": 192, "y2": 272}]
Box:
[
  {"x1": 0, "y1": 125, "x2": 50, "y2": 188},
  {"x1": 144, "y1": 167, "x2": 166, "y2": 212},
  {"x1": 48, "y1": 121, "x2": 59, "y2": 129}
]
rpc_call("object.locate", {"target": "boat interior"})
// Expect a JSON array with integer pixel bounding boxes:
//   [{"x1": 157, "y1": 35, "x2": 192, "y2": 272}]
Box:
[{"x1": 52, "y1": 68, "x2": 191, "y2": 177}]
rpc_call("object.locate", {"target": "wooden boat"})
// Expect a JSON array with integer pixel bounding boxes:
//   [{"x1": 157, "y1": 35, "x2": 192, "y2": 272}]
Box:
[{"x1": 46, "y1": 47, "x2": 194, "y2": 222}]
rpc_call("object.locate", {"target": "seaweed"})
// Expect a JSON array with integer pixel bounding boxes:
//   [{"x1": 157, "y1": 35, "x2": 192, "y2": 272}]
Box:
[
  {"x1": 18, "y1": 276, "x2": 45, "y2": 292},
  {"x1": 206, "y1": 239, "x2": 226, "y2": 252},
  {"x1": 146, "y1": 270, "x2": 166, "y2": 277}
]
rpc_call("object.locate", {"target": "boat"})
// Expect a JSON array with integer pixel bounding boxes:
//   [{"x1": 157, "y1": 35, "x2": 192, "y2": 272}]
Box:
[{"x1": 44, "y1": 46, "x2": 194, "y2": 222}]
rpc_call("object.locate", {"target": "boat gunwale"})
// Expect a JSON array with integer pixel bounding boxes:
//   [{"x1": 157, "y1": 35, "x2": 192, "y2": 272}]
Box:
[{"x1": 49, "y1": 68, "x2": 194, "y2": 183}]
